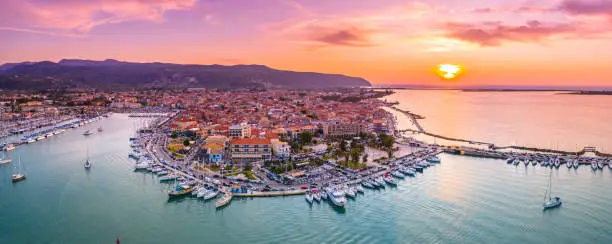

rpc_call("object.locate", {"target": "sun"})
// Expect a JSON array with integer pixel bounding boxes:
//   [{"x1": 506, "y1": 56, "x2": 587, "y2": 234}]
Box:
[{"x1": 435, "y1": 64, "x2": 463, "y2": 80}]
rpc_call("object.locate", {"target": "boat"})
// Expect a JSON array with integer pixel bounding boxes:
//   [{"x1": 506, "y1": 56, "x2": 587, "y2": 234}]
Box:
[
  {"x1": 597, "y1": 162, "x2": 604, "y2": 170},
  {"x1": 134, "y1": 161, "x2": 149, "y2": 170},
  {"x1": 554, "y1": 159, "x2": 561, "y2": 168},
  {"x1": 375, "y1": 178, "x2": 386, "y2": 188},
  {"x1": 345, "y1": 188, "x2": 357, "y2": 198},
  {"x1": 328, "y1": 189, "x2": 346, "y2": 207},
  {"x1": 203, "y1": 191, "x2": 218, "y2": 200},
  {"x1": 159, "y1": 174, "x2": 178, "y2": 182},
  {"x1": 532, "y1": 160, "x2": 538, "y2": 166},
  {"x1": 427, "y1": 156, "x2": 441, "y2": 164},
  {"x1": 0, "y1": 151, "x2": 11, "y2": 164},
  {"x1": 524, "y1": 160, "x2": 530, "y2": 166},
  {"x1": 11, "y1": 155, "x2": 26, "y2": 183},
  {"x1": 591, "y1": 163, "x2": 598, "y2": 171},
  {"x1": 391, "y1": 171, "x2": 405, "y2": 179},
  {"x1": 84, "y1": 147, "x2": 91, "y2": 169},
  {"x1": 608, "y1": 161, "x2": 612, "y2": 170},
  {"x1": 192, "y1": 186, "x2": 202, "y2": 196},
  {"x1": 573, "y1": 159, "x2": 580, "y2": 169},
  {"x1": 97, "y1": 127, "x2": 103, "y2": 132},
  {"x1": 414, "y1": 165, "x2": 423, "y2": 172},
  {"x1": 566, "y1": 159, "x2": 573, "y2": 168},
  {"x1": 513, "y1": 159, "x2": 521, "y2": 166},
  {"x1": 506, "y1": 157, "x2": 514, "y2": 164},
  {"x1": 82, "y1": 130, "x2": 93, "y2": 136},
  {"x1": 168, "y1": 184, "x2": 194, "y2": 198},
  {"x1": 4, "y1": 144, "x2": 16, "y2": 151},
  {"x1": 313, "y1": 190, "x2": 322, "y2": 202},
  {"x1": 542, "y1": 169, "x2": 562, "y2": 210},
  {"x1": 362, "y1": 181, "x2": 374, "y2": 189},
  {"x1": 157, "y1": 170, "x2": 169, "y2": 176},
  {"x1": 305, "y1": 191, "x2": 314, "y2": 203},
  {"x1": 320, "y1": 190, "x2": 328, "y2": 200},
  {"x1": 354, "y1": 185, "x2": 364, "y2": 193},
  {"x1": 384, "y1": 176, "x2": 398, "y2": 186}
]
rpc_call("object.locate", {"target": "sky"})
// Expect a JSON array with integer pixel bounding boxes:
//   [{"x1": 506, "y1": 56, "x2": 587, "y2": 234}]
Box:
[{"x1": 1, "y1": 0, "x2": 612, "y2": 87}]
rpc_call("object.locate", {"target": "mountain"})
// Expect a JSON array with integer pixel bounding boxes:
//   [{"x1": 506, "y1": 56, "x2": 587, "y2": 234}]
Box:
[{"x1": 0, "y1": 59, "x2": 370, "y2": 90}]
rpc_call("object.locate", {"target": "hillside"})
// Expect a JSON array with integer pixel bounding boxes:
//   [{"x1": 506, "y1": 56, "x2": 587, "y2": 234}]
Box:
[{"x1": 0, "y1": 59, "x2": 370, "y2": 90}]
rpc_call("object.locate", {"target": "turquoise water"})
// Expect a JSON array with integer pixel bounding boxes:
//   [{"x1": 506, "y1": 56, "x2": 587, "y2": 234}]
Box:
[{"x1": 2, "y1": 114, "x2": 612, "y2": 243}]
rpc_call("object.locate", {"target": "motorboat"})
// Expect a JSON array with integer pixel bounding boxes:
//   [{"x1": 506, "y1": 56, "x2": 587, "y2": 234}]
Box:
[
  {"x1": 203, "y1": 191, "x2": 218, "y2": 200},
  {"x1": 0, "y1": 151, "x2": 11, "y2": 164},
  {"x1": 313, "y1": 190, "x2": 322, "y2": 202},
  {"x1": 159, "y1": 174, "x2": 178, "y2": 182},
  {"x1": 384, "y1": 176, "x2": 398, "y2": 186},
  {"x1": 524, "y1": 160, "x2": 530, "y2": 166},
  {"x1": 506, "y1": 158, "x2": 514, "y2": 164},
  {"x1": 573, "y1": 160, "x2": 580, "y2": 169},
  {"x1": 532, "y1": 160, "x2": 538, "y2": 166},
  {"x1": 305, "y1": 191, "x2": 314, "y2": 204},
  {"x1": 427, "y1": 156, "x2": 441, "y2": 164},
  {"x1": 391, "y1": 171, "x2": 405, "y2": 179},
  {"x1": 4, "y1": 144, "x2": 16, "y2": 151},
  {"x1": 320, "y1": 191, "x2": 328, "y2": 200},
  {"x1": 554, "y1": 159, "x2": 561, "y2": 168},
  {"x1": 97, "y1": 127, "x2": 103, "y2": 132},
  {"x1": 157, "y1": 170, "x2": 169, "y2": 176},
  {"x1": 168, "y1": 184, "x2": 193, "y2": 198},
  {"x1": 328, "y1": 189, "x2": 346, "y2": 207},
  {"x1": 83, "y1": 130, "x2": 94, "y2": 136},
  {"x1": 566, "y1": 159, "x2": 573, "y2": 168},
  {"x1": 513, "y1": 159, "x2": 520, "y2": 166},
  {"x1": 597, "y1": 162, "x2": 604, "y2": 170},
  {"x1": 354, "y1": 185, "x2": 364, "y2": 193},
  {"x1": 375, "y1": 178, "x2": 386, "y2": 188},
  {"x1": 345, "y1": 188, "x2": 356, "y2": 198},
  {"x1": 362, "y1": 181, "x2": 374, "y2": 189},
  {"x1": 591, "y1": 163, "x2": 598, "y2": 171}
]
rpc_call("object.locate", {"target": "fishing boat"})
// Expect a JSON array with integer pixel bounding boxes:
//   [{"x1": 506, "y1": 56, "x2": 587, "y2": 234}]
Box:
[
  {"x1": 543, "y1": 169, "x2": 562, "y2": 210},
  {"x1": 4, "y1": 144, "x2": 16, "y2": 151},
  {"x1": 11, "y1": 155, "x2": 26, "y2": 182},
  {"x1": 168, "y1": 183, "x2": 194, "y2": 198},
  {"x1": 305, "y1": 190, "x2": 314, "y2": 204},
  {"x1": 82, "y1": 130, "x2": 93, "y2": 136},
  {"x1": 0, "y1": 151, "x2": 11, "y2": 164},
  {"x1": 328, "y1": 189, "x2": 346, "y2": 207}
]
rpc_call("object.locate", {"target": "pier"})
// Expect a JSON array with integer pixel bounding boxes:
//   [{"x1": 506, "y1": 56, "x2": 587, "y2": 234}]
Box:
[
  {"x1": 388, "y1": 106, "x2": 425, "y2": 132},
  {"x1": 233, "y1": 189, "x2": 307, "y2": 198}
]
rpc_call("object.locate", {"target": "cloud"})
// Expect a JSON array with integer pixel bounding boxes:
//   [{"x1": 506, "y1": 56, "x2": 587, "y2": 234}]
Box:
[
  {"x1": 0, "y1": 0, "x2": 198, "y2": 35},
  {"x1": 444, "y1": 20, "x2": 576, "y2": 46},
  {"x1": 309, "y1": 26, "x2": 375, "y2": 47},
  {"x1": 469, "y1": 8, "x2": 494, "y2": 13},
  {"x1": 558, "y1": 0, "x2": 612, "y2": 16}
]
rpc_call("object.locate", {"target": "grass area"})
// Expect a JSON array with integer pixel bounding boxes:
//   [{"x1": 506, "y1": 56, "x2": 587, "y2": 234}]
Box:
[
  {"x1": 172, "y1": 152, "x2": 185, "y2": 159},
  {"x1": 208, "y1": 166, "x2": 220, "y2": 172},
  {"x1": 338, "y1": 161, "x2": 366, "y2": 170},
  {"x1": 167, "y1": 144, "x2": 184, "y2": 153},
  {"x1": 244, "y1": 171, "x2": 257, "y2": 180}
]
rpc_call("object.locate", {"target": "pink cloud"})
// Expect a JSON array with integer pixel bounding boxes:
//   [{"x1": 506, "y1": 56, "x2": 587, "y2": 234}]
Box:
[
  {"x1": 558, "y1": 0, "x2": 612, "y2": 16},
  {"x1": 0, "y1": 0, "x2": 197, "y2": 34},
  {"x1": 445, "y1": 20, "x2": 576, "y2": 46}
]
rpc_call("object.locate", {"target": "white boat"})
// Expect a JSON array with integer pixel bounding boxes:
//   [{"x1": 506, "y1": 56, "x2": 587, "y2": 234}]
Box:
[
  {"x1": 320, "y1": 191, "x2": 328, "y2": 200},
  {"x1": 84, "y1": 147, "x2": 91, "y2": 169},
  {"x1": 361, "y1": 181, "x2": 374, "y2": 189},
  {"x1": 328, "y1": 189, "x2": 346, "y2": 207},
  {"x1": 543, "y1": 169, "x2": 561, "y2": 210},
  {"x1": 134, "y1": 161, "x2": 149, "y2": 170},
  {"x1": 345, "y1": 188, "x2": 356, "y2": 198},
  {"x1": 203, "y1": 191, "x2": 218, "y2": 200},
  {"x1": 354, "y1": 185, "x2": 364, "y2": 193},
  {"x1": 384, "y1": 176, "x2": 398, "y2": 186},
  {"x1": 313, "y1": 192, "x2": 321, "y2": 202},
  {"x1": 375, "y1": 178, "x2": 386, "y2": 187},
  {"x1": 36, "y1": 135, "x2": 45, "y2": 141},
  {"x1": 192, "y1": 186, "x2": 202, "y2": 196},
  {"x1": 573, "y1": 160, "x2": 580, "y2": 169},
  {"x1": 597, "y1": 162, "x2": 604, "y2": 170},
  {"x1": 391, "y1": 171, "x2": 405, "y2": 179},
  {"x1": 12, "y1": 155, "x2": 26, "y2": 182},
  {"x1": 608, "y1": 161, "x2": 612, "y2": 170},
  {"x1": 197, "y1": 189, "x2": 209, "y2": 198},
  {"x1": 159, "y1": 174, "x2": 178, "y2": 182},
  {"x1": 591, "y1": 163, "x2": 598, "y2": 171},
  {"x1": 82, "y1": 130, "x2": 93, "y2": 136},
  {"x1": 524, "y1": 160, "x2": 529, "y2": 166},
  {"x1": 554, "y1": 159, "x2": 561, "y2": 168},
  {"x1": 0, "y1": 150, "x2": 11, "y2": 164},
  {"x1": 305, "y1": 192, "x2": 314, "y2": 204},
  {"x1": 532, "y1": 160, "x2": 538, "y2": 166},
  {"x1": 427, "y1": 156, "x2": 441, "y2": 164},
  {"x1": 157, "y1": 170, "x2": 169, "y2": 176},
  {"x1": 4, "y1": 144, "x2": 16, "y2": 151},
  {"x1": 566, "y1": 159, "x2": 573, "y2": 168}
]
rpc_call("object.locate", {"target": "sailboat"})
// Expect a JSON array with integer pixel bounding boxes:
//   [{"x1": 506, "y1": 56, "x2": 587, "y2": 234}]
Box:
[
  {"x1": 543, "y1": 168, "x2": 561, "y2": 209},
  {"x1": 0, "y1": 150, "x2": 12, "y2": 164},
  {"x1": 84, "y1": 147, "x2": 91, "y2": 169},
  {"x1": 12, "y1": 155, "x2": 26, "y2": 182}
]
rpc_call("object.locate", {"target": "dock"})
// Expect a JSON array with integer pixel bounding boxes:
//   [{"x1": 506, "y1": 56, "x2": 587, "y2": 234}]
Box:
[{"x1": 233, "y1": 189, "x2": 307, "y2": 198}]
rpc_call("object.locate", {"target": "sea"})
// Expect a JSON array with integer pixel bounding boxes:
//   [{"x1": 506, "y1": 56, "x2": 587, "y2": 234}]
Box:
[{"x1": 1, "y1": 91, "x2": 612, "y2": 243}]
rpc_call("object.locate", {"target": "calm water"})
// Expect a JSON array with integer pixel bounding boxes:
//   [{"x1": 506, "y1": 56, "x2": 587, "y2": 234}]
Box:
[
  {"x1": 2, "y1": 113, "x2": 612, "y2": 243},
  {"x1": 384, "y1": 90, "x2": 612, "y2": 152}
]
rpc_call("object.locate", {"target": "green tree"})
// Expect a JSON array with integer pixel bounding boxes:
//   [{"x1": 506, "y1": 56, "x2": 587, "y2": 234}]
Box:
[
  {"x1": 350, "y1": 148, "x2": 361, "y2": 163},
  {"x1": 183, "y1": 139, "x2": 190, "y2": 146},
  {"x1": 244, "y1": 164, "x2": 253, "y2": 172},
  {"x1": 362, "y1": 154, "x2": 369, "y2": 163},
  {"x1": 299, "y1": 131, "x2": 313, "y2": 145},
  {"x1": 340, "y1": 140, "x2": 347, "y2": 152},
  {"x1": 380, "y1": 134, "x2": 395, "y2": 149},
  {"x1": 387, "y1": 149, "x2": 393, "y2": 159},
  {"x1": 171, "y1": 132, "x2": 178, "y2": 139}
]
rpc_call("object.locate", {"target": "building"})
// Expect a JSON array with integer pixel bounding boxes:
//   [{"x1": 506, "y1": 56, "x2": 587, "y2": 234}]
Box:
[
  {"x1": 271, "y1": 139, "x2": 291, "y2": 158},
  {"x1": 231, "y1": 138, "x2": 271, "y2": 163},
  {"x1": 323, "y1": 123, "x2": 365, "y2": 138},
  {"x1": 228, "y1": 123, "x2": 251, "y2": 139},
  {"x1": 203, "y1": 142, "x2": 224, "y2": 165}
]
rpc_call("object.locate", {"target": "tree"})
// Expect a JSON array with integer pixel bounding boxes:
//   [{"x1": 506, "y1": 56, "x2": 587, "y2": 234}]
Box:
[
  {"x1": 183, "y1": 139, "x2": 190, "y2": 146},
  {"x1": 244, "y1": 163, "x2": 253, "y2": 172},
  {"x1": 380, "y1": 134, "x2": 395, "y2": 149},
  {"x1": 340, "y1": 140, "x2": 347, "y2": 152},
  {"x1": 299, "y1": 131, "x2": 312, "y2": 145},
  {"x1": 344, "y1": 152, "x2": 350, "y2": 163},
  {"x1": 350, "y1": 148, "x2": 360, "y2": 163},
  {"x1": 171, "y1": 132, "x2": 178, "y2": 139},
  {"x1": 363, "y1": 154, "x2": 369, "y2": 163},
  {"x1": 387, "y1": 149, "x2": 393, "y2": 159}
]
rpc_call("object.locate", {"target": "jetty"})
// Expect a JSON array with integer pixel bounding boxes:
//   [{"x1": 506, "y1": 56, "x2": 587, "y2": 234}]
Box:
[
  {"x1": 388, "y1": 106, "x2": 425, "y2": 132},
  {"x1": 233, "y1": 189, "x2": 307, "y2": 198}
]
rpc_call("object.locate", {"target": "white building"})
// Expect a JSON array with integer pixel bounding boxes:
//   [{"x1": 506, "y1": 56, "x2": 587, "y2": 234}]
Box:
[{"x1": 229, "y1": 123, "x2": 251, "y2": 139}]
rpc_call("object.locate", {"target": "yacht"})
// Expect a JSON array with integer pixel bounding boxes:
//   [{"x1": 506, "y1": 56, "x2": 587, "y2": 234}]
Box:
[
  {"x1": 305, "y1": 191, "x2": 314, "y2": 204},
  {"x1": 566, "y1": 159, "x2": 573, "y2": 168},
  {"x1": 543, "y1": 169, "x2": 561, "y2": 210},
  {"x1": 345, "y1": 188, "x2": 357, "y2": 198},
  {"x1": 375, "y1": 178, "x2": 386, "y2": 188},
  {"x1": 362, "y1": 180, "x2": 374, "y2": 189},
  {"x1": 12, "y1": 156, "x2": 26, "y2": 183},
  {"x1": 159, "y1": 174, "x2": 178, "y2": 182},
  {"x1": 532, "y1": 160, "x2": 538, "y2": 166},
  {"x1": 0, "y1": 151, "x2": 11, "y2": 164},
  {"x1": 354, "y1": 185, "x2": 364, "y2": 193},
  {"x1": 82, "y1": 130, "x2": 93, "y2": 136},
  {"x1": 506, "y1": 157, "x2": 514, "y2": 164},
  {"x1": 591, "y1": 163, "x2": 598, "y2": 171},
  {"x1": 597, "y1": 162, "x2": 604, "y2": 170},
  {"x1": 168, "y1": 184, "x2": 194, "y2": 198},
  {"x1": 391, "y1": 171, "x2": 405, "y2": 179},
  {"x1": 312, "y1": 190, "x2": 322, "y2": 202},
  {"x1": 320, "y1": 190, "x2": 328, "y2": 200},
  {"x1": 427, "y1": 156, "x2": 441, "y2": 164},
  {"x1": 573, "y1": 160, "x2": 580, "y2": 169},
  {"x1": 203, "y1": 191, "x2": 218, "y2": 200},
  {"x1": 4, "y1": 144, "x2": 15, "y2": 151},
  {"x1": 328, "y1": 189, "x2": 346, "y2": 207},
  {"x1": 384, "y1": 176, "x2": 398, "y2": 186}
]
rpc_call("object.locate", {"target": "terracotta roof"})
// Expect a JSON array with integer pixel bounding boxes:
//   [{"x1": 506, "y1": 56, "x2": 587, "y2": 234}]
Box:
[{"x1": 231, "y1": 138, "x2": 270, "y2": 145}]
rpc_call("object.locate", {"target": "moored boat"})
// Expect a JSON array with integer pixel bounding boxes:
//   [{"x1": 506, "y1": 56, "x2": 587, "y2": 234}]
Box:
[
  {"x1": 328, "y1": 189, "x2": 346, "y2": 207},
  {"x1": 384, "y1": 176, "x2": 398, "y2": 186},
  {"x1": 168, "y1": 184, "x2": 194, "y2": 198}
]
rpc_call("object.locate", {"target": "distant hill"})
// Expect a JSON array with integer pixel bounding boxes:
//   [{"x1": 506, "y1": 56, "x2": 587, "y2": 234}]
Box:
[{"x1": 0, "y1": 59, "x2": 370, "y2": 90}]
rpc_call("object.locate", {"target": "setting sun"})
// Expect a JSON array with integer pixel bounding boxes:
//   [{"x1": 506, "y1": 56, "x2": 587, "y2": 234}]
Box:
[{"x1": 436, "y1": 64, "x2": 462, "y2": 80}]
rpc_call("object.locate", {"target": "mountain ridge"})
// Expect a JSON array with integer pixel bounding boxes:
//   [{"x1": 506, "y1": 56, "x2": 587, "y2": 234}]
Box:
[{"x1": 0, "y1": 59, "x2": 370, "y2": 90}]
